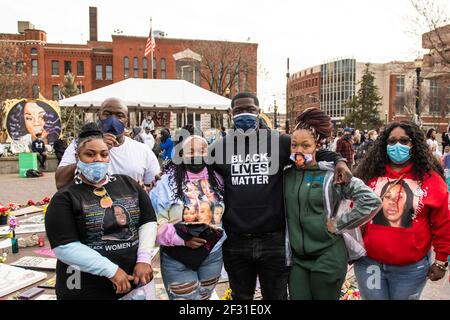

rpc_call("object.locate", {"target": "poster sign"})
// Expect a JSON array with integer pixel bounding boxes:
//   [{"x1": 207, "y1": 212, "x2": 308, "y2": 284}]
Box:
[
  {"x1": 145, "y1": 111, "x2": 170, "y2": 128},
  {"x1": 2, "y1": 99, "x2": 61, "y2": 145}
]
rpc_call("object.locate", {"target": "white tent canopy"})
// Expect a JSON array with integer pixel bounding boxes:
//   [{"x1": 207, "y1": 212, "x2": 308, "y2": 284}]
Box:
[{"x1": 58, "y1": 78, "x2": 232, "y2": 111}]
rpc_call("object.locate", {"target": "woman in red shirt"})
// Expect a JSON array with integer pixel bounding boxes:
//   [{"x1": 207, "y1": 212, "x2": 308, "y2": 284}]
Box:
[{"x1": 353, "y1": 121, "x2": 450, "y2": 300}]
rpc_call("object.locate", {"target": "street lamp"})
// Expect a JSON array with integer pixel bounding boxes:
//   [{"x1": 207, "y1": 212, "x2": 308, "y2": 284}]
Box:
[
  {"x1": 273, "y1": 100, "x2": 278, "y2": 129},
  {"x1": 414, "y1": 57, "x2": 423, "y2": 127}
]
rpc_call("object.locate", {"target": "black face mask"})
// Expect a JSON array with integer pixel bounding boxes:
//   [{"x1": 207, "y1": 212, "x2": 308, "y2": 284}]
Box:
[{"x1": 183, "y1": 157, "x2": 206, "y2": 173}]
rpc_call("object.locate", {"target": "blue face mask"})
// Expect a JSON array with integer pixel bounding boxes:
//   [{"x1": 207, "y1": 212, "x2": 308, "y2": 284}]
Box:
[
  {"x1": 100, "y1": 116, "x2": 125, "y2": 137},
  {"x1": 387, "y1": 143, "x2": 411, "y2": 164},
  {"x1": 77, "y1": 161, "x2": 110, "y2": 184},
  {"x1": 233, "y1": 113, "x2": 258, "y2": 132}
]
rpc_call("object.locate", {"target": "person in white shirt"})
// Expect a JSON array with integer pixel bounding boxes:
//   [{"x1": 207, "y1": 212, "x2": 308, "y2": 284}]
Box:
[
  {"x1": 426, "y1": 128, "x2": 442, "y2": 159},
  {"x1": 141, "y1": 115, "x2": 155, "y2": 131},
  {"x1": 140, "y1": 127, "x2": 155, "y2": 151},
  {"x1": 55, "y1": 98, "x2": 160, "y2": 190}
]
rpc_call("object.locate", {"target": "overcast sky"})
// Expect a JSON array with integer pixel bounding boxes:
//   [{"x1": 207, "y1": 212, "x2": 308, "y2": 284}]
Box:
[{"x1": 2, "y1": 0, "x2": 446, "y2": 112}]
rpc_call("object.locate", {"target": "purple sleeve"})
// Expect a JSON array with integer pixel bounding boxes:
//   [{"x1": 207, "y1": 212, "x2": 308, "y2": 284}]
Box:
[{"x1": 156, "y1": 223, "x2": 185, "y2": 246}]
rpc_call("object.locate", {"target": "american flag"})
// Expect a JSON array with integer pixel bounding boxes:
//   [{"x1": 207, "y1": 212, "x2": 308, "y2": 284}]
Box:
[{"x1": 144, "y1": 22, "x2": 155, "y2": 56}]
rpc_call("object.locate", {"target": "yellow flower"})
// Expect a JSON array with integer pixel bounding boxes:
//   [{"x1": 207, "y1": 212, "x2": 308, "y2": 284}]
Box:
[{"x1": 220, "y1": 288, "x2": 232, "y2": 300}]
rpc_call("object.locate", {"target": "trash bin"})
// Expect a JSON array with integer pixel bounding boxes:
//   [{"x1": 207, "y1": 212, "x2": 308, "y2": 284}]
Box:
[{"x1": 18, "y1": 152, "x2": 38, "y2": 177}]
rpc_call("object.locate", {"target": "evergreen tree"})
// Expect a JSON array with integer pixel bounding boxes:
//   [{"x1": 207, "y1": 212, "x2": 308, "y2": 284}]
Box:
[
  {"x1": 343, "y1": 64, "x2": 383, "y2": 130},
  {"x1": 61, "y1": 71, "x2": 79, "y2": 98},
  {"x1": 60, "y1": 71, "x2": 81, "y2": 138}
]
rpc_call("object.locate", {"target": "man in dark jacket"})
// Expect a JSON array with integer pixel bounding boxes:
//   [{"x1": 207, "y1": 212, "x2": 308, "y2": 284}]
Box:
[{"x1": 208, "y1": 92, "x2": 351, "y2": 300}]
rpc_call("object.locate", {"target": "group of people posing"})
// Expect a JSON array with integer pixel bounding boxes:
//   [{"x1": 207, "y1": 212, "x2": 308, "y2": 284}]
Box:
[{"x1": 45, "y1": 93, "x2": 449, "y2": 300}]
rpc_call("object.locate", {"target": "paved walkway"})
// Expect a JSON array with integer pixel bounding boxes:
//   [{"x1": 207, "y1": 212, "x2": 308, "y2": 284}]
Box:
[{"x1": 0, "y1": 171, "x2": 448, "y2": 299}]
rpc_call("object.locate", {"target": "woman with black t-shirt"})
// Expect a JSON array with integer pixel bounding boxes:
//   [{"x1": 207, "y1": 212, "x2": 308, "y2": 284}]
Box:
[{"x1": 45, "y1": 123, "x2": 157, "y2": 300}]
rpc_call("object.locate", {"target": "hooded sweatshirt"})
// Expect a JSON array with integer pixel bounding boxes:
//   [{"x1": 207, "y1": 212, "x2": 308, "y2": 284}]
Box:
[{"x1": 363, "y1": 163, "x2": 450, "y2": 265}]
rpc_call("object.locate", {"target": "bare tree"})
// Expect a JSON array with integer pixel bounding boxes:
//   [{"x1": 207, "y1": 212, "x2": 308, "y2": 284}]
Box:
[
  {"x1": 393, "y1": 88, "x2": 431, "y2": 121},
  {"x1": 409, "y1": 0, "x2": 450, "y2": 66},
  {"x1": 0, "y1": 37, "x2": 33, "y2": 130},
  {"x1": 191, "y1": 41, "x2": 256, "y2": 96}
]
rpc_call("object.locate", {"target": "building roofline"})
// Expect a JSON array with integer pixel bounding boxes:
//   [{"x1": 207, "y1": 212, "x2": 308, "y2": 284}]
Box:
[{"x1": 111, "y1": 34, "x2": 258, "y2": 46}]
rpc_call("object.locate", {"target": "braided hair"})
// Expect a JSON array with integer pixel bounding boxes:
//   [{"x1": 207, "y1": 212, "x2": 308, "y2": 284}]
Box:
[
  {"x1": 294, "y1": 107, "x2": 332, "y2": 140},
  {"x1": 354, "y1": 121, "x2": 444, "y2": 184},
  {"x1": 76, "y1": 122, "x2": 104, "y2": 152}
]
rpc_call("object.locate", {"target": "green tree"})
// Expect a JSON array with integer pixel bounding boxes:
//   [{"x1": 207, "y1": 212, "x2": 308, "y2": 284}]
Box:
[
  {"x1": 343, "y1": 64, "x2": 383, "y2": 130},
  {"x1": 61, "y1": 71, "x2": 79, "y2": 98},
  {"x1": 60, "y1": 71, "x2": 81, "y2": 138}
]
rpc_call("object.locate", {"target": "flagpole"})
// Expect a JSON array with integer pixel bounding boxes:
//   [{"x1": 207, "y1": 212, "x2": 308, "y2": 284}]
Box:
[{"x1": 150, "y1": 17, "x2": 154, "y2": 79}]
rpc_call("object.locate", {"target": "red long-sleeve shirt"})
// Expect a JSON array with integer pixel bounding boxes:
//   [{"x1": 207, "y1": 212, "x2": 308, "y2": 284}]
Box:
[{"x1": 364, "y1": 163, "x2": 450, "y2": 265}]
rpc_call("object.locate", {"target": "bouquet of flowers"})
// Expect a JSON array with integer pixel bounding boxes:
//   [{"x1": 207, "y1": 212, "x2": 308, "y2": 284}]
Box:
[{"x1": 340, "y1": 279, "x2": 361, "y2": 300}]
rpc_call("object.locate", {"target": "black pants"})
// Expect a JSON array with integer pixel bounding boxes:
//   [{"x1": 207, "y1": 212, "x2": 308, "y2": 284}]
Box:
[
  {"x1": 37, "y1": 153, "x2": 46, "y2": 169},
  {"x1": 55, "y1": 152, "x2": 63, "y2": 165},
  {"x1": 222, "y1": 230, "x2": 289, "y2": 300}
]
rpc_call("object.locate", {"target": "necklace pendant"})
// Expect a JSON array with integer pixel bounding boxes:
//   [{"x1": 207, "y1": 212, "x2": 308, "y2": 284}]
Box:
[{"x1": 100, "y1": 196, "x2": 113, "y2": 208}]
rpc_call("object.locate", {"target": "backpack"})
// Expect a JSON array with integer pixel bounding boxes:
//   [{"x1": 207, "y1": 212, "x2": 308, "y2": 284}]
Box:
[{"x1": 26, "y1": 169, "x2": 43, "y2": 178}]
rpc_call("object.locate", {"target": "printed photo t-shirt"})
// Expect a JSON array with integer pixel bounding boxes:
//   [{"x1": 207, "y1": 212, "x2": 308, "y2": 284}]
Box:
[{"x1": 46, "y1": 174, "x2": 156, "y2": 299}]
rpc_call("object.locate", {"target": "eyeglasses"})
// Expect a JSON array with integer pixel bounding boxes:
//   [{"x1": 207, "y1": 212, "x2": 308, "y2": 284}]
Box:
[{"x1": 386, "y1": 137, "x2": 411, "y2": 146}]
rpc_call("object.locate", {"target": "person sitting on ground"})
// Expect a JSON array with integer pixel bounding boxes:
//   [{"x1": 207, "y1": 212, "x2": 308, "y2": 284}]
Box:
[{"x1": 31, "y1": 132, "x2": 47, "y2": 170}]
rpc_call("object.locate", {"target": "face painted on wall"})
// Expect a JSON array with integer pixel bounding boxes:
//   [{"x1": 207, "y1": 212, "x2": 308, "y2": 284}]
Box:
[{"x1": 24, "y1": 102, "x2": 47, "y2": 139}]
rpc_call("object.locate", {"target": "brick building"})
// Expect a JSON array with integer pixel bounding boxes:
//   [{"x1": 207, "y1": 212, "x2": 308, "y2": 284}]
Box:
[{"x1": 0, "y1": 7, "x2": 257, "y2": 109}]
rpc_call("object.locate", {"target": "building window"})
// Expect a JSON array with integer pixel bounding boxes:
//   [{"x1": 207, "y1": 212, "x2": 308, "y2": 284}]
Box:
[
  {"x1": 64, "y1": 61, "x2": 72, "y2": 75},
  {"x1": 396, "y1": 75, "x2": 405, "y2": 96},
  {"x1": 51, "y1": 60, "x2": 59, "y2": 76},
  {"x1": 31, "y1": 48, "x2": 38, "y2": 55},
  {"x1": 77, "y1": 85, "x2": 85, "y2": 94},
  {"x1": 31, "y1": 59, "x2": 38, "y2": 75},
  {"x1": 430, "y1": 79, "x2": 440, "y2": 114},
  {"x1": 77, "y1": 61, "x2": 84, "y2": 76},
  {"x1": 176, "y1": 60, "x2": 200, "y2": 85},
  {"x1": 52, "y1": 85, "x2": 59, "y2": 101},
  {"x1": 106, "y1": 65, "x2": 112, "y2": 80},
  {"x1": 153, "y1": 58, "x2": 157, "y2": 78},
  {"x1": 124, "y1": 57, "x2": 129, "y2": 79},
  {"x1": 96, "y1": 64, "x2": 102, "y2": 80},
  {"x1": 133, "y1": 57, "x2": 139, "y2": 78},
  {"x1": 143, "y1": 58, "x2": 148, "y2": 78},
  {"x1": 161, "y1": 58, "x2": 166, "y2": 79}
]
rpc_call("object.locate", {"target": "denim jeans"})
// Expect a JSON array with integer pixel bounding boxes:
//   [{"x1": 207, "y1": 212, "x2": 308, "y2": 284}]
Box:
[
  {"x1": 354, "y1": 254, "x2": 430, "y2": 300},
  {"x1": 160, "y1": 248, "x2": 223, "y2": 300},
  {"x1": 222, "y1": 230, "x2": 290, "y2": 300}
]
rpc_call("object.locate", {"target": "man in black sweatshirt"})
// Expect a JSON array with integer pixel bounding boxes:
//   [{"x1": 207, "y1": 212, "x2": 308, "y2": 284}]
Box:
[
  {"x1": 210, "y1": 92, "x2": 351, "y2": 300},
  {"x1": 31, "y1": 133, "x2": 47, "y2": 170}
]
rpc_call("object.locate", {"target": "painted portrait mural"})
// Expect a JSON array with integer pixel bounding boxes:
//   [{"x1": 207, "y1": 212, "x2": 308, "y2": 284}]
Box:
[{"x1": 3, "y1": 99, "x2": 62, "y2": 145}]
